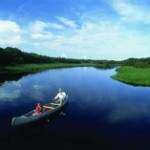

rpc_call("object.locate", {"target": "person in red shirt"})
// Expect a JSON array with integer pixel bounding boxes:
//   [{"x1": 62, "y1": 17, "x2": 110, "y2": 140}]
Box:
[{"x1": 34, "y1": 103, "x2": 43, "y2": 115}]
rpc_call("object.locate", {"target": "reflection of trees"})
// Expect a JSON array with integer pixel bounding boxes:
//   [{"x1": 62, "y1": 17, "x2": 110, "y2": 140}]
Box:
[{"x1": 0, "y1": 73, "x2": 26, "y2": 85}]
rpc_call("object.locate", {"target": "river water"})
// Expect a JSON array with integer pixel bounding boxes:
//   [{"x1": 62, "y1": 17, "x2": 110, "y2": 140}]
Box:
[{"x1": 0, "y1": 67, "x2": 150, "y2": 150}]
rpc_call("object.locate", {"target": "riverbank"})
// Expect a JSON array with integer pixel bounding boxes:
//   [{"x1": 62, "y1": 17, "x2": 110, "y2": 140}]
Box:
[
  {"x1": 0, "y1": 63, "x2": 108, "y2": 74},
  {"x1": 111, "y1": 66, "x2": 150, "y2": 86}
]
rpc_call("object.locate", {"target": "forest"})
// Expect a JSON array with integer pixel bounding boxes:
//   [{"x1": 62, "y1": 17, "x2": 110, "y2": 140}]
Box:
[
  {"x1": 0, "y1": 47, "x2": 85, "y2": 65},
  {"x1": 0, "y1": 47, "x2": 118, "y2": 67},
  {"x1": 0, "y1": 47, "x2": 150, "y2": 68}
]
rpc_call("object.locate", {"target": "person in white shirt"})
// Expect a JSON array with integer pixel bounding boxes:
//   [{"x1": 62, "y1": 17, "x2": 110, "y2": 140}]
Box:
[{"x1": 52, "y1": 88, "x2": 66, "y2": 105}]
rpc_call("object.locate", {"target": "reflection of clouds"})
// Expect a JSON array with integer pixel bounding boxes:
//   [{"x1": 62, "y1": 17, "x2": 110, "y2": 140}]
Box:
[
  {"x1": 30, "y1": 90, "x2": 46, "y2": 101},
  {"x1": 108, "y1": 102, "x2": 150, "y2": 123},
  {"x1": 0, "y1": 81, "x2": 47, "y2": 102},
  {"x1": 74, "y1": 87, "x2": 150, "y2": 124},
  {"x1": 78, "y1": 95, "x2": 98, "y2": 109},
  {"x1": 12, "y1": 81, "x2": 22, "y2": 87},
  {"x1": 30, "y1": 84, "x2": 47, "y2": 101},
  {"x1": 0, "y1": 80, "x2": 22, "y2": 101},
  {"x1": 32, "y1": 84, "x2": 41, "y2": 90},
  {"x1": 0, "y1": 89, "x2": 21, "y2": 101},
  {"x1": 83, "y1": 67, "x2": 87, "y2": 71},
  {"x1": 76, "y1": 92, "x2": 105, "y2": 112}
]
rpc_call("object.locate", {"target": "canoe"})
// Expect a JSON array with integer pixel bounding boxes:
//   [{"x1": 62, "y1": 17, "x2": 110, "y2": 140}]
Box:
[{"x1": 11, "y1": 96, "x2": 68, "y2": 127}]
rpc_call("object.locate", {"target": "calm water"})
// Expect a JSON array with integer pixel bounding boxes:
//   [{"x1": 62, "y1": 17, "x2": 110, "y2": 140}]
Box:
[{"x1": 0, "y1": 67, "x2": 150, "y2": 149}]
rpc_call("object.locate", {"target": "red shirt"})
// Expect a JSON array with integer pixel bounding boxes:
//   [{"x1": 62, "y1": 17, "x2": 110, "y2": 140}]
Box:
[{"x1": 35, "y1": 104, "x2": 42, "y2": 114}]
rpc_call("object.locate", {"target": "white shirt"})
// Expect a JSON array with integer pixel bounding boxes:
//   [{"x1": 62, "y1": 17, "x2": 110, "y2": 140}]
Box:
[{"x1": 54, "y1": 91, "x2": 66, "y2": 100}]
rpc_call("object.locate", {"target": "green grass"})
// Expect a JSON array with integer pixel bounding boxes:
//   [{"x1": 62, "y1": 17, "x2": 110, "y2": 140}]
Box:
[
  {"x1": 111, "y1": 66, "x2": 150, "y2": 86},
  {"x1": 0, "y1": 63, "x2": 107, "y2": 74}
]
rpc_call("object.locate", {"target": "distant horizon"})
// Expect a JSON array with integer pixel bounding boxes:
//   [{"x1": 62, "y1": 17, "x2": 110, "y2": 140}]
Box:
[{"x1": 0, "y1": 0, "x2": 150, "y2": 60}]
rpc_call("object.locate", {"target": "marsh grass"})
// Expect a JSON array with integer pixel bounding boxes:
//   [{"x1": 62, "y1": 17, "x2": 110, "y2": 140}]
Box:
[
  {"x1": 111, "y1": 66, "x2": 150, "y2": 86},
  {"x1": 0, "y1": 63, "x2": 106, "y2": 74}
]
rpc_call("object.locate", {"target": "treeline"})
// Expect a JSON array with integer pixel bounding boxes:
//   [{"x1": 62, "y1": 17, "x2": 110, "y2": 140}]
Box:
[
  {"x1": 121, "y1": 58, "x2": 150, "y2": 68},
  {"x1": 0, "y1": 47, "x2": 89, "y2": 65},
  {"x1": 0, "y1": 47, "x2": 150, "y2": 68},
  {"x1": 0, "y1": 47, "x2": 120, "y2": 67}
]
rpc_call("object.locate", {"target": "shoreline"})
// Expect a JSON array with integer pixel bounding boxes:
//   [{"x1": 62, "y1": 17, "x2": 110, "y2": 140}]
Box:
[
  {"x1": 1, "y1": 64, "x2": 149, "y2": 86},
  {"x1": 111, "y1": 66, "x2": 150, "y2": 86},
  {"x1": 0, "y1": 63, "x2": 110, "y2": 74}
]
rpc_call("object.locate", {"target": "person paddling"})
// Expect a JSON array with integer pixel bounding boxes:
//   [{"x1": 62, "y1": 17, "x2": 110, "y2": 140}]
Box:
[{"x1": 52, "y1": 88, "x2": 66, "y2": 105}]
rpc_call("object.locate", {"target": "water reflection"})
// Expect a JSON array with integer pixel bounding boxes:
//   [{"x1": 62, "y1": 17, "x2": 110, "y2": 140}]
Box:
[
  {"x1": 0, "y1": 73, "x2": 26, "y2": 85},
  {"x1": 0, "y1": 81, "x2": 21, "y2": 102},
  {"x1": 0, "y1": 67, "x2": 150, "y2": 149}
]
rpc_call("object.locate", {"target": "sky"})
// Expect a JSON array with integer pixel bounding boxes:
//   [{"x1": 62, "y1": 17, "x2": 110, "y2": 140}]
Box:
[{"x1": 0, "y1": 0, "x2": 150, "y2": 60}]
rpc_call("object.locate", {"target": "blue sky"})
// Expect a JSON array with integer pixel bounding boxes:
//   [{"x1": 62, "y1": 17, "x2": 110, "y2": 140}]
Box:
[{"x1": 0, "y1": 0, "x2": 150, "y2": 60}]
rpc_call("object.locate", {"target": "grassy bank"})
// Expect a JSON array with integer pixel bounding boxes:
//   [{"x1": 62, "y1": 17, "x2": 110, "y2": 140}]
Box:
[
  {"x1": 111, "y1": 66, "x2": 150, "y2": 86},
  {"x1": 0, "y1": 63, "x2": 107, "y2": 74}
]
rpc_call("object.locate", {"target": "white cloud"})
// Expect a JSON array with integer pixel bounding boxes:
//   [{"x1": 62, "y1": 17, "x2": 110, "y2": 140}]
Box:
[
  {"x1": 26, "y1": 18, "x2": 150, "y2": 59},
  {"x1": 28, "y1": 20, "x2": 64, "y2": 41},
  {"x1": 0, "y1": 35, "x2": 22, "y2": 45},
  {"x1": 31, "y1": 33, "x2": 53, "y2": 39},
  {"x1": 30, "y1": 20, "x2": 47, "y2": 32},
  {"x1": 60, "y1": 54, "x2": 67, "y2": 58},
  {"x1": 0, "y1": 20, "x2": 21, "y2": 32},
  {"x1": 112, "y1": 0, "x2": 150, "y2": 24},
  {"x1": 48, "y1": 23, "x2": 64, "y2": 29},
  {"x1": 1, "y1": 9, "x2": 150, "y2": 60},
  {"x1": 57, "y1": 17, "x2": 77, "y2": 28},
  {"x1": 0, "y1": 20, "x2": 23, "y2": 46},
  {"x1": 30, "y1": 20, "x2": 64, "y2": 33}
]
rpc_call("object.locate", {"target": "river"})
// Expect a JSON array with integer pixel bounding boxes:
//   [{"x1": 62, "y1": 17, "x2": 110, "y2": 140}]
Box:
[{"x1": 0, "y1": 67, "x2": 150, "y2": 150}]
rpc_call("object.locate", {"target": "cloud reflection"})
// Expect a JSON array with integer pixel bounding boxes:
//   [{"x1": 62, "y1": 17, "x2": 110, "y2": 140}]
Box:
[
  {"x1": 0, "y1": 89, "x2": 21, "y2": 101},
  {"x1": 108, "y1": 102, "x2": 150, "y2": 123},
  {"x1": 30, "y1": 84, "x2": 47, "y2": 101}
]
